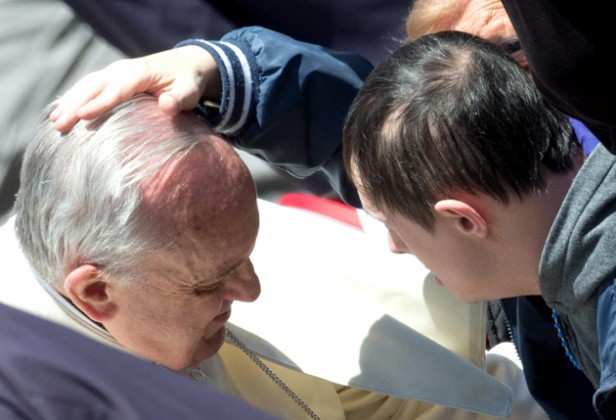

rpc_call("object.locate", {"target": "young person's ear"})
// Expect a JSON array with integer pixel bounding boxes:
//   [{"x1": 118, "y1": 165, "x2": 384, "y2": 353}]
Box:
[
  {"x1": 64, "y1": 264, "x2": 117, "y2": 323},
  {"x1": 434, "y1": 199, "x2": 488, "y2": 238}
]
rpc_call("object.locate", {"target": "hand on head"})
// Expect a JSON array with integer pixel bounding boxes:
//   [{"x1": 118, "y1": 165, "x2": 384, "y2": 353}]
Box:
[{"x1": 50, "y1": 46, "x2": 221, "y2": 133}]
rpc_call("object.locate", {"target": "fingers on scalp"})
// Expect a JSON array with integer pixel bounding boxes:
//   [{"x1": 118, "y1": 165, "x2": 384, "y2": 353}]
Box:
[
  {"x1": 49, "y1": 103, "x2": 63, "y2": 122},
  {"x1": 52, "y1": 111, "x2": 79, "y2": 133},
  {"x1": 76, "y1": 90, "x2": 120, "y2": 119},
  {"x1": 76, "y1": 77, "x2": 143, "y2": 119},
  {"x1": 158, "y1": 93, "x2": 181, "y2": 116},
  {"x1": 55, "y1": 77, "x2": 105, "y2": 116},
  {"x1": 50, "y1": 63, "x2": 126, "y2": 131}
]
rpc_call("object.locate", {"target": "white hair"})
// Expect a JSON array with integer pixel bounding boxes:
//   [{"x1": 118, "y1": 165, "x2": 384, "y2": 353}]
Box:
[{"x1": 15, "y1": 95, "x2": 205, "y2": 287}]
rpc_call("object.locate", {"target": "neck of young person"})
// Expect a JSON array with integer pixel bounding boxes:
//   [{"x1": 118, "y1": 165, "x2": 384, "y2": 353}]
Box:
[{"x1": 487, "y1": 151, "x2": 583, "y2": 297}]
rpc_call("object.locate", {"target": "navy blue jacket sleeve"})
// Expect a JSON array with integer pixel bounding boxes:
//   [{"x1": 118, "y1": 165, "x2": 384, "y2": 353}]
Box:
[
  {"x1": 179, "y1": 26, "x2": 374, "y2": 206},
  {"x1": 62, "y1": 0, "x2": 238, "y2": 56},
  {"x1": 500, "y1": 296, "x2": 598, "y2": 419}
]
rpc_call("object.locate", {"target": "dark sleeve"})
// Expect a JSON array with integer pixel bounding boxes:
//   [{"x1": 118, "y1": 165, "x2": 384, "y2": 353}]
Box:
[
  {"x1": 61, "y1": 0, "x2": 409, "y2": 64},
  {"x1": 501, "y1": 296, "x2": 599, "y2": 419},
  {"x1": 0, "y1": 303, "x2": 277, "y2": 420},
  {"x1": 61, "y1": 0, "x2": 239, "y2": 56},
  {"x1": 501, "y1": 0, "x2": 616, "y2": 153},
  {"x1": 180, "y1": 27, "x2": 374, "y2": 206}
]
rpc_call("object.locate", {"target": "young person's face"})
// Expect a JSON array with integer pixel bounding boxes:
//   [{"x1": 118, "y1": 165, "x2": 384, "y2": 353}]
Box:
[{"x1": 358, "y1": 191, "x2": 507, "y2": 304}]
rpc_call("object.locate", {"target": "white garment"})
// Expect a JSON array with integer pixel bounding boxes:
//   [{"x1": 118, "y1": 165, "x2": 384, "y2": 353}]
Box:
[{"x1": 0, "y1": 201, "x2": 549, "y2": 418}]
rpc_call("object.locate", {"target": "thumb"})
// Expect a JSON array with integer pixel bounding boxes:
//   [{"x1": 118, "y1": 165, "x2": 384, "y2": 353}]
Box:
[
  {"x1": 158, "y1": 92, "x2": 182, "y2": 116},
  {"x1": 157, "y1": 76, "x2": 205, "y2": 116}
]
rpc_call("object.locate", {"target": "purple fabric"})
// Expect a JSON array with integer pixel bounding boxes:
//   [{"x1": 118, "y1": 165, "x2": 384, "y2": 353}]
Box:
[
  {"x1": 0, "y1": 303, "x2": 277, "y2": 420},
  {"x1": 570, "y1": 118, "x2": 600, "y2": 157}
]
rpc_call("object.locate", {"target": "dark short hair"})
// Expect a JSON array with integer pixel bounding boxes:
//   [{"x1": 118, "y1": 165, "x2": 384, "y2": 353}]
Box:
[{"x1": 343, "y1": 31, "x2": 578, "y2": 230}]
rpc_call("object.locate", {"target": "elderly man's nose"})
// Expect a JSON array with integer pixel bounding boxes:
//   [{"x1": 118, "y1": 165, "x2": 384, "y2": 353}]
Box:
[{"x1": 223, "y1": 259, "x2": 261, "y2": 302}]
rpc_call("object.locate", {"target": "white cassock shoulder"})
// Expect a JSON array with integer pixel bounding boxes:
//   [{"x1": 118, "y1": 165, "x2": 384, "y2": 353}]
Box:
[{"x1": 228, "y1": 199, "x2": 513, "y2": 417}]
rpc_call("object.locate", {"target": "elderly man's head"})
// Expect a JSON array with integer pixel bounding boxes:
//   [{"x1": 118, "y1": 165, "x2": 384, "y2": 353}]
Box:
[{"x1": 15, "y1": 95, "x2": 260, "y2": 369}]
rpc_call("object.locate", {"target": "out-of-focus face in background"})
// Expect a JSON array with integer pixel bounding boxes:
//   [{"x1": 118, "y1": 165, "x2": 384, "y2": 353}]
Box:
[{"x1": 406, "y1": 0, "x2": 529, "y2": 71}]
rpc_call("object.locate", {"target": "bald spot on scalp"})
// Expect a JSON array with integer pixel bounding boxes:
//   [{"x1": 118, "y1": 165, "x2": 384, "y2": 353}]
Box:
[{"x1": 139, "y1": 133, "x2": 257, "y2": 277}]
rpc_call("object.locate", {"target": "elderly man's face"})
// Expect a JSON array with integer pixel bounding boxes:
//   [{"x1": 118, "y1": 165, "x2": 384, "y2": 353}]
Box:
[
  {"x1": 447, "y1": 0, "x2": 528, "y2": 71},
  {"x1": 443, "y1": 0, "x2": 516, "y2": 43},
  {"x1": 102, "y1": 139, "x2": 261, "y2": 370}
]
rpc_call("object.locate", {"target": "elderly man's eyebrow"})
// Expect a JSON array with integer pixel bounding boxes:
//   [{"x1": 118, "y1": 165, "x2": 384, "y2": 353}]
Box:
[
  {"x1": 497, "y1": 36, "x2": 522, "y2": 55},
  {"x1": 195, "y1": 259, "x2": 244, "y2": 285}
]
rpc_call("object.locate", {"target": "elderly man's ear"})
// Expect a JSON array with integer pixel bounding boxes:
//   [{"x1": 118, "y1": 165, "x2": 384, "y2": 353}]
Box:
[{"x1": 64, "y1": 264, "x2": 118, "y2": 322}]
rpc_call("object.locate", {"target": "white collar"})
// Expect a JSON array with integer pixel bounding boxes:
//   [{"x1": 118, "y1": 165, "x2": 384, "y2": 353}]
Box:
[{"x1": 31, "y1": 267, "x2": 116, "y2": 343}]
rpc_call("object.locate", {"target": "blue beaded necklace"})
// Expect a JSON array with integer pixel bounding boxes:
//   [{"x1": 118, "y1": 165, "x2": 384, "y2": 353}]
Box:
[{"x1": 551, "y1": 310, "x2": 582, "y2": 370}]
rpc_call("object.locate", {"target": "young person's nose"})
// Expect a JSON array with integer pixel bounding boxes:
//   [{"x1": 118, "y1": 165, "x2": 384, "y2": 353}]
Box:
[{"x1": 388, "y1": 230, "x2": 410, "y2": 254}]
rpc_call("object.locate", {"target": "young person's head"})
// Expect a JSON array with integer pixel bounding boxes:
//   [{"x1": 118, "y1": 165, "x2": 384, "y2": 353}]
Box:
[
  {"x1": 15, "y1": 95, "x2": 261, "y2": 370},
  {"x1": 343, "y1": 31, "x2": 580, "y2": 302}
]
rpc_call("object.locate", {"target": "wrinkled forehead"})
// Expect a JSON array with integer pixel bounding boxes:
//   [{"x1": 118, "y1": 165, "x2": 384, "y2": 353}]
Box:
[
  {"x1": 140, "y1": 139, "x2": 257, "y2": 238},
  {"x1": 143, "y1": 138, "x2": 252, "y2": 202},
  {"x1": 445, "y1": 0, "x2": 517, "y2": 42},
  {"x1": 140, "y1": 160, "x2": 259, "y2": 287}
]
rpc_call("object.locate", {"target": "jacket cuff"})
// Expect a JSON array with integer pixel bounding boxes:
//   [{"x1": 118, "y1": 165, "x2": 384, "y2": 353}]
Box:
[{"x1": 175, "y1": 39, "x2": 257, "y2": 136}]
